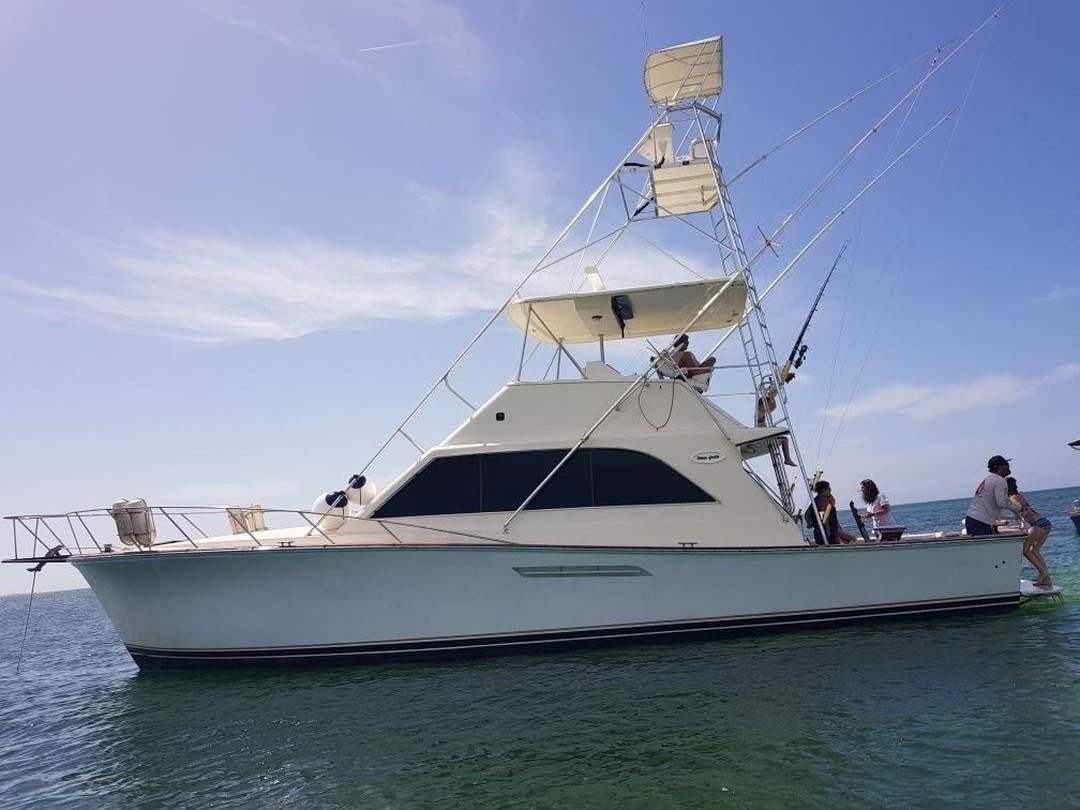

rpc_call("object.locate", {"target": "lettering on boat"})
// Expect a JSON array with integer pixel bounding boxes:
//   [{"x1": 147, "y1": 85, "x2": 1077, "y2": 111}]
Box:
[{"x1": 692, "y1": 451, "x2": 726, "y2": 464}]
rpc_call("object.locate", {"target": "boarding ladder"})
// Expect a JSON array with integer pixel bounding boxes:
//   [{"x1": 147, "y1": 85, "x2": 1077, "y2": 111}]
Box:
[{"x1": 711, "y1": 168, "x2": 798, "y2": 513}]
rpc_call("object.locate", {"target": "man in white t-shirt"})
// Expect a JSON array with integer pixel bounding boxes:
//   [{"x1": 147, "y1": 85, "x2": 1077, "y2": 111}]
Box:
[{"x1": 964, "y1": 454, "x2": 1022, "y2": 536}]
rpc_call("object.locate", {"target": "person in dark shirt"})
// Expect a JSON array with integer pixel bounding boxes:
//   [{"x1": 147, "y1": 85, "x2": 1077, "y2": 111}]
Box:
[{"x1": 809, "y1": 480, "x2": 856, "y2": 545}]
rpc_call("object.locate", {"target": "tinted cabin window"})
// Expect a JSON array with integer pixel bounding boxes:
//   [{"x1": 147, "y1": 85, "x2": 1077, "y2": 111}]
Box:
[
  {"x1": 591, "y1": 448, "x2": 712, "y2": 506},
  {"x1": 373, "y1": 448, "x2": 712, "y2": 518},
  {"x1": 482, "y1": 450, "x2": 592, "y2": 511},
  {"x1": 373, "y1": 455, "x2": 481, "y2": 518}
]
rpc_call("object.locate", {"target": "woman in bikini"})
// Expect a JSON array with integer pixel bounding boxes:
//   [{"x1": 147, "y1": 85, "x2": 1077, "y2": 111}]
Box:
[{"x1": 1006, "y1": 476, "x2": 1053, "y2": 588}]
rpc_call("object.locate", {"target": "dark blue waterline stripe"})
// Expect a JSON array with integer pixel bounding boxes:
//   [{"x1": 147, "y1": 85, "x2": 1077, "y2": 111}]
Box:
[{"x1": 127, "y1": 593, "x2": 1018, "y2": 669}]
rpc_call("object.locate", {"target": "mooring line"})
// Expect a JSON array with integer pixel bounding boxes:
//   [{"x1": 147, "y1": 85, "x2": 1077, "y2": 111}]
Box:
[{"x1": 15, "y1": 570, "x2": 38, "y2": 675}]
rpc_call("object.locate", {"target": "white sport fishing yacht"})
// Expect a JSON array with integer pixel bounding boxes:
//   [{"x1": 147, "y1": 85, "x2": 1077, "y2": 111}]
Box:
[{"x1": 7, "y1": 29, "x2": 1042, "y2": 670}]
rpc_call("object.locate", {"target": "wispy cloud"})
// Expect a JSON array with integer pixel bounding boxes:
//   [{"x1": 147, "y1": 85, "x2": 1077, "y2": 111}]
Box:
[
  {"x1": 821, "y1": 363, "x2": 1080, "y2": 421},
  {"x1": 204, "y1": 0, "x2": 490, "y2": 81},
  {"x1": 2, "y1": 160, "x2": 547, "y2": 341},
  {"x1": 2, "y1": 147, "x2": 705, "y2": 342},
  {"x1": 220, "y1": 14, "x2": 378, "y2": 75},
  {"x1": 1034, "y1": 283, "x2": 1079, "y2": 305}
]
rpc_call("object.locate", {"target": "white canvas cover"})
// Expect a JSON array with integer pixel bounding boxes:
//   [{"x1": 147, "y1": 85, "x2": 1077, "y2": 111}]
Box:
[
  {"x1": 507, "y1": 276, "x2": 747, "y2": 345},
  {"x1": 644, "y1": 37, "x2": 723, "y2": 105}
]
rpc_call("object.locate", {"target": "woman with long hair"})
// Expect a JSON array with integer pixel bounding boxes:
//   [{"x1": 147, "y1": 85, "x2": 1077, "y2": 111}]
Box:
[
  {"x1": 859, "y1": 479, "x2": 898, "y2": 535},
  {"x1": 1006, "y1": 476, "x2": 1053, "y2": 588}
]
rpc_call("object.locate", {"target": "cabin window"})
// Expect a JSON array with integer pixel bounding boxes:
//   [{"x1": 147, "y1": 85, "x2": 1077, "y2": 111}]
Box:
[
  {"x1": 372, "y1": 448, "x2": 712, "y2": 518},
  {"x1": 481, "y1": 450, "x2": 592, "y2": 511},
  {"x1": 591, "y1": 448, "x2": 712, "y2": 506},
  {"x1": 372, "y1": 454, "x2": 482, "y2": 518}
]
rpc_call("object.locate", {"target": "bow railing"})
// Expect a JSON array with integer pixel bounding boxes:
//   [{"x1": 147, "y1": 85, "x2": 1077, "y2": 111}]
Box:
[{"x1": 3, "y1": 505, "x2": 514, "y2": 564}]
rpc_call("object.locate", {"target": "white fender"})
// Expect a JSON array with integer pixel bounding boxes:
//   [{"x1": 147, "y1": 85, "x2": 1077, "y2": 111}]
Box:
[
  {"x1": 311, "y1": 491, "x2": 348, "y2": 533},
  {"x1": 111, "y1": 498, "x2": 156, "y2": 547},
  {"x1": 111, "y1": 499, "x2": 137, "y2": 546},
  {"x1": 346, "y1": 474, "x2": 378, "y2": 506},
  {"x1": 248, "y1": 503, "x2": 267, "y2": 532},
  {"x1": 127, "y1": 498, "x2": 156, "y2": 547}
]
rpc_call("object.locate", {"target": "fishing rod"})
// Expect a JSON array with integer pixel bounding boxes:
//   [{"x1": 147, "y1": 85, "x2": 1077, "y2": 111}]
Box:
[{"x1": 779, "y1": 240, "x2": 850, "y2": 384}]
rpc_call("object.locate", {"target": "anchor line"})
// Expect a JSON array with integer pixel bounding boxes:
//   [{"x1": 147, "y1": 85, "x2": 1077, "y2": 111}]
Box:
[{"x1": 16, "y1": 570, "x2": 38, "y2": 675}]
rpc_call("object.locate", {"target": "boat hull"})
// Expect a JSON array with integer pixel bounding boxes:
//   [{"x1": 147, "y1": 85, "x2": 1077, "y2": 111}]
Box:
[{"x1": 73, "y1": 537, "x2": 1023, "y2": 669}]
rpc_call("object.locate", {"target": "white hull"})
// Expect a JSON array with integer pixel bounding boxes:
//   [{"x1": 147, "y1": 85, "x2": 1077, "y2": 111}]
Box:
[{"x1": 74, "y1": 536, "x2": 1023, "y2": 669}]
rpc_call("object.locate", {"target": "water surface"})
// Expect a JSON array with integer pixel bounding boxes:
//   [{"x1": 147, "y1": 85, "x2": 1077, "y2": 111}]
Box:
[{"x1": 2, "y1": 488, "x2": 1078, "y2": 808}]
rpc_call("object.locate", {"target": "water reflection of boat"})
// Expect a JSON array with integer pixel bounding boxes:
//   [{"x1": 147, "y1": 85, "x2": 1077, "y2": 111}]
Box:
[{"x1": 5, "y1": 24, "x2": 1036, "y2": 670}]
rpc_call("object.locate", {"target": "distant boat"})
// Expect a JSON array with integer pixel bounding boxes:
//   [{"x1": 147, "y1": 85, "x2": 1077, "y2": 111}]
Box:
[{"x1": 1070, "y1": 439, "x2": 1080, "y2": 533}]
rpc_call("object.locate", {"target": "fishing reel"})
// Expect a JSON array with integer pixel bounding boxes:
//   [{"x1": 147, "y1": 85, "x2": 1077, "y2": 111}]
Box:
[
  {"x1": 783, "y1": 344, "x2": 809, "y2": 383},
  {"x1": 794, "y1": 344, "x2": 808, "y2": 369}
]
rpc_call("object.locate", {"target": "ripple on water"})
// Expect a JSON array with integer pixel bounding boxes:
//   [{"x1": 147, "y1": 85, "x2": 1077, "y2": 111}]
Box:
[{"x1": 1, "y1": 489, "x2": 1079, "y2": 808}]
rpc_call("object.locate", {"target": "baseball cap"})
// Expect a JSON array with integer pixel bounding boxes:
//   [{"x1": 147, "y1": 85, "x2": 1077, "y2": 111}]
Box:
[{"x1": 987, "y1": 454, "x2": 1011, "y2": 470}]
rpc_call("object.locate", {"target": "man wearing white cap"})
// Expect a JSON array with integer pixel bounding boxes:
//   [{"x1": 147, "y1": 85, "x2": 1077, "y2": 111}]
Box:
[{"x1": 964, "y1": 455, "x2": 1022, "y2": 536}]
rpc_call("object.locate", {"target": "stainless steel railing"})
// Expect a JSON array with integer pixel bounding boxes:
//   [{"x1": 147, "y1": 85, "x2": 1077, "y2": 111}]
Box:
[{"x1": 3, "y1": 505, "x2": 515, "y2": 562}]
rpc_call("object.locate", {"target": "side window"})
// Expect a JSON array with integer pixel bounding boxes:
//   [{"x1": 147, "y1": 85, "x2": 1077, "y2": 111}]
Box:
[
  {"x1": 482, "y1": 450, "x2": 592, "y2": 511},
  {"x1": 590, "y1": 448, "x2": 712, "y2": 506},
  {"x1": 372, "y1": 455, "x2": 482, "y2": 518},
  {"x1": 373, "y1": 448, "x2": 712, "y2": 518}
]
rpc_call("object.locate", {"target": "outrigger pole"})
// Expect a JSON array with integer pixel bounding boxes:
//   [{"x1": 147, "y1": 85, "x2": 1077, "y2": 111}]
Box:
[
  {"x1": 727, "y1": 40, "x2": 955, "y2": 186},
  {"x1": 698, "y1": 109, "x2": 955, "y2": 364},
  {"x1": 756, "y1": 4, "x2": 1003, "y2": 268}
]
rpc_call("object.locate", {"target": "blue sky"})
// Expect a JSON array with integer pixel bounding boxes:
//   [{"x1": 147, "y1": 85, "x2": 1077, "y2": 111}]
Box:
[{"x1": 2, "y1": 0, "x2": 1078, "y2": 593}]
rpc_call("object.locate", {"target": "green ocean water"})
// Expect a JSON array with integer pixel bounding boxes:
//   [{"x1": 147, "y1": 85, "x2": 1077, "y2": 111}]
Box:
[{"x1": 1, "y1": 487, "x2": 1078, "y2": 808}]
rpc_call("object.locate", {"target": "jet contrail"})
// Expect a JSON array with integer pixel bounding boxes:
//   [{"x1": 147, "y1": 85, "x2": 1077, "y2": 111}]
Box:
[{"x1": 355, "y1": 36, "x2": 447, "y2": 54}]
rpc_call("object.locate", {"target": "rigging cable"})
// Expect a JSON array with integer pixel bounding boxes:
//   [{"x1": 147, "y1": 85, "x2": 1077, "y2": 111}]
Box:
[
  {"x1": 714, "y1": 6, "x2": 1002, "y2": 319},
  {"x1": 818, "y1": 15, "x2": 1000, "y2": 471},
  {"x1": 640, "y1": 0, "x2": 649, "y2": 59},
  {"x1": 727, "y1": 38, "x2": 957, "y2": 186},
  {"x1": 811, "y1": 42, "x2": 945, "y2": 467}
]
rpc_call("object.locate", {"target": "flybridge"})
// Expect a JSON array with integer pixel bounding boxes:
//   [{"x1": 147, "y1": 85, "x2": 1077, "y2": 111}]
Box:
[{"x1": 506, "y1": 277, "x2": 747, "y2": 345}]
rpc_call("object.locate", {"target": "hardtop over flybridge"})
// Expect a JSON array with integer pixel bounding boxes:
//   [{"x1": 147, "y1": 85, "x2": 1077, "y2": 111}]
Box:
[{"x1": 6, "y1": 20, "x2": 1057, "y2": 670}]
